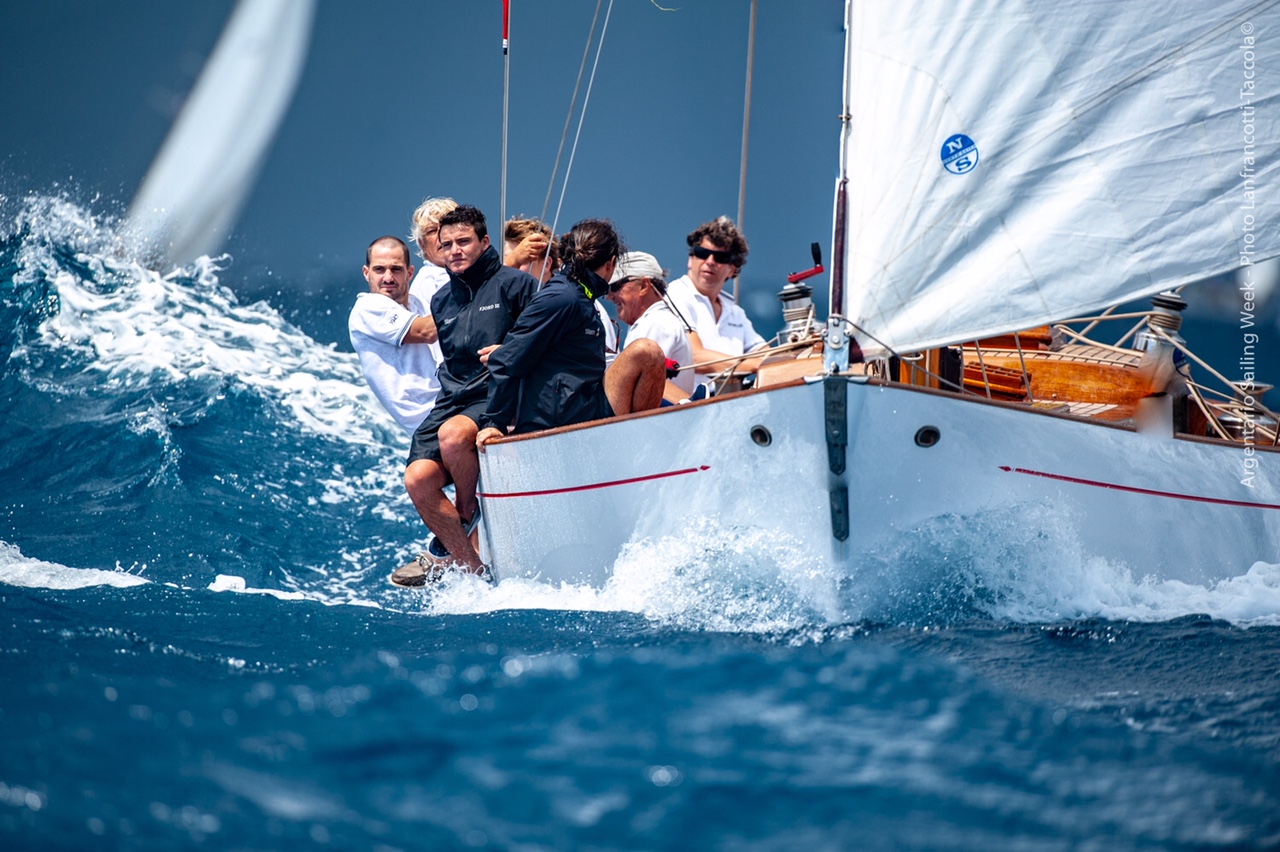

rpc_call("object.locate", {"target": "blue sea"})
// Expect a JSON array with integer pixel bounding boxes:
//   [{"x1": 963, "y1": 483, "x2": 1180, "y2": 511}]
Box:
[{"x1": 3, "y1": 193, "x2": 1280, "y2": 850}]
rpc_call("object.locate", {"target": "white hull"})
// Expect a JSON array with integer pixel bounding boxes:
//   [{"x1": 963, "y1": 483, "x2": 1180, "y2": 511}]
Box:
[{"x1": 477, "y1": 379, "x2": 1280, "y2": 588}]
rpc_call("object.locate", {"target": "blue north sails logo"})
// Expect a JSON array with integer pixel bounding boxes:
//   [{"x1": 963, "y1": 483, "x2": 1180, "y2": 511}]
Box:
[{"x1": 941, "y1": 133, "x2": 979, "y2": 175}]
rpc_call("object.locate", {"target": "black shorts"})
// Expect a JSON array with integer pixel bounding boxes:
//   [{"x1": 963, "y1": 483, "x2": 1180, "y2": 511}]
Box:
[{"x1": 407, "y1": 398, "x2": 489, "y2": 465}]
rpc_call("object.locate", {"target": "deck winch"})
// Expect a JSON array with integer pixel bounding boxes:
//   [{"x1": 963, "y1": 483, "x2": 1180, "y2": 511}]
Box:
[
  {"x1": 778, "y1": 242, "x2": 825, "y2": 344},
  {"x1": 777, "y1": 281, "x2": 814, "y2": 343},
  {"x1": 1134, "y1": 291, "x2": 1192, "y2": 429}
]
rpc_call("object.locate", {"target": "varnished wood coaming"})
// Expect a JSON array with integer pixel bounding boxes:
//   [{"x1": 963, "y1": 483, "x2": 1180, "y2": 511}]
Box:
[
  {"x1": 966, "y1": 345, "x2": 1152, "y2": 407},
  {"x1": 484, "y1": 346, "x2": 1277, "y2": 453}
]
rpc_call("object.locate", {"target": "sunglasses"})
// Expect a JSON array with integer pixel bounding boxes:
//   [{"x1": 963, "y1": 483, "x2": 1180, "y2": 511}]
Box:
[
  {"x1": 690, "y1": 246, "x2": 736, "y2": 264},
  {"x1": 608, "y1": 277, "x2": 636, "y2": 293}
]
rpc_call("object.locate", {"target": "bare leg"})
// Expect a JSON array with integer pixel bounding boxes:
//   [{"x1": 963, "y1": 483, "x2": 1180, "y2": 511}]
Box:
[
  {"x1": 438, "y1": 415, "x2": 481, "y2": 524},
  {"x1": 662, "y1": 378, "x2": 691, "y2": 405},
  {"x1": 404, "y1": 415, "x2": 486, "y2": 574},
  {"x1": 605, "y1": 338, "x2": 666, "y2": 414},
  {"x1": 403, "y1": 457, "x2": 462, "y2": 553}
]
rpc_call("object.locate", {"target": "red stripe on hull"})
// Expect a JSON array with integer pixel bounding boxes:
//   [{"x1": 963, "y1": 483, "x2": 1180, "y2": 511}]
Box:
[
  {"x1": 481, "y1": 465, "x2": 711, "y2": 499},
  {"x1": 999, "y1": 466, "x2": 1280, "y2": 510}
]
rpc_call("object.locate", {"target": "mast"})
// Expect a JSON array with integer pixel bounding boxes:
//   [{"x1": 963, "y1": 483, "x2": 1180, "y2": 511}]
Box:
[
  {"x1": 824, "y1": 0, "x2": 855, "y2": 374},
  {"x1": 733, "y1": 0, "x2": 757, "y2": 303},
  {"x1": 500, "y1": 0, "x2": 511, "y2": 230}
]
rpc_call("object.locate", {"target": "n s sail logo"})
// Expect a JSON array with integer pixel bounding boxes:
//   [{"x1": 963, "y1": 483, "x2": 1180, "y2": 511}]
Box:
[{"x1": 941, "y1": 133, "x2": 979, "y2": 175}]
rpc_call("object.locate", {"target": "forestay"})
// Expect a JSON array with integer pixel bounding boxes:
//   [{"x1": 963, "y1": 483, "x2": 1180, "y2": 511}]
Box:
[{"x1": 838, "y1": 0, "x2": 1280, "y2": 355}]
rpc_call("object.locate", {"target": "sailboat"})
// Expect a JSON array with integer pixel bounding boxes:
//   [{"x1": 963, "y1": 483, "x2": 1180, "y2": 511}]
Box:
[
  {"x1": 126, "y1": 0, "x2": 315, "y2": 267},
  {"x1": 474, "y1": 0, "x2": 1280, "y2": 588}
]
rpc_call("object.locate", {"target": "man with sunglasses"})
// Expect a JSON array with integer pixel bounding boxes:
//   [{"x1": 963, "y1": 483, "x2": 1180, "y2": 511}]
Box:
[{"x1": 666, "y1": 217, "x2": 768, "y2": 391}]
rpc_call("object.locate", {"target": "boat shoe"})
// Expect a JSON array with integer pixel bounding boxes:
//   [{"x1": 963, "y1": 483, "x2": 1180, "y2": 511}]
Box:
[
  {"x1": 425, "y1": 507, "x2": 482, "y2": 559},
  {"x1": 390, "y1": 553, "x2": 494, "y2": 588},
  {"x1": 390, "y1": 553, "x2": 444, "y2": 587}
]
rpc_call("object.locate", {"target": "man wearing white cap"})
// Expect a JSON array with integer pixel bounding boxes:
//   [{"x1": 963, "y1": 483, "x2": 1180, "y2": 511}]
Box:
[{"x1": 607, "y1": 251, "x2": 697, "y2": 402}]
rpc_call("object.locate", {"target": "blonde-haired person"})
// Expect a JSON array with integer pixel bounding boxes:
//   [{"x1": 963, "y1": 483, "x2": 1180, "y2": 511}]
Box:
[{"x1": 406, "y1": 196, "x2": 459, "y2": 364}]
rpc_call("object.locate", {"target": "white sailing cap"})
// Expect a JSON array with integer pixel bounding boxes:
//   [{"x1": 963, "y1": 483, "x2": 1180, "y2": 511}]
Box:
[{"x1": 610, "y1": 251, "x2": 665, "y2": 283}]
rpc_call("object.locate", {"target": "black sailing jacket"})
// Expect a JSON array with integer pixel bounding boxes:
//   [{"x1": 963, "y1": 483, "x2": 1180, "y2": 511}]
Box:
[
  {"x1": 480, "y1": 271, "x2": 613, "y2": 434},
  {"x1": 430, "y1": 245, "x2": 540, "y2": 412}
]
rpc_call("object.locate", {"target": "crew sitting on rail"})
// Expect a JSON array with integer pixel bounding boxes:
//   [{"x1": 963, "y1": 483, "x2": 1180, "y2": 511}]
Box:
[
  {"x1": 607, "y1": 250, "x2": 696, "y2": 404},
  {"x1": 475, "y1": 218, "x2": 666, "y2": 451},
  {"x1": 666, "y1": 216, "x2": 771, "y2": 392}
]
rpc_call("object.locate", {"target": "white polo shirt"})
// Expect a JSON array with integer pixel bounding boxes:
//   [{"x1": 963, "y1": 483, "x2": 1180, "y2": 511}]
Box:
[
  {"x1": 666, "y1": 274, "x2": 766, "y2": 356},
  {"x1": 596, "y1": 300, "x2": 619, "y2": 366},
  {"x1": 624, "y1": 301, "x2": 696, "y2": 394},
  {"x1": 348, "y1": 292, "x2": 441, "y2": 434}
]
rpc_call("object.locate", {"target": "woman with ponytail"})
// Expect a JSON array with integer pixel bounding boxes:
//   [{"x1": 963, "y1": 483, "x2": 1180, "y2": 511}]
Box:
[{"x1": 476, "y1": 218, "x2": 665, "y2": 448}]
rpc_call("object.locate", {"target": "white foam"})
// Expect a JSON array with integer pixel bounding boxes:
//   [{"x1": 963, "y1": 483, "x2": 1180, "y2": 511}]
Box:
[
  {"x1": 420, "y1": 519, "x2": 844, "y2": 633},
  {"x1": 208, "y1": 574, "x2": 306, "y2": 601},
  {"x1": 1037, "y1": 560, "x2": 1280, "y2": 627},
  {"x1": 943, "y1": 504, "x2": 1280, "y2": 627},
  {"x1": 422, "y1": 514, "x2": 1280, "y2": 630},
  {"x1": 0, "y1": 541, "x2": 149, "y2": 590},
  {"x1": 9, "y1": 194, "x2": 402, "y2": 447}
]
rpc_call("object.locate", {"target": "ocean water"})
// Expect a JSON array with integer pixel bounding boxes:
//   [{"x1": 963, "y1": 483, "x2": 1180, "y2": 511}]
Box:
[{"x1": 3, "y1": 193, "x2": 1280, "y2": 850}]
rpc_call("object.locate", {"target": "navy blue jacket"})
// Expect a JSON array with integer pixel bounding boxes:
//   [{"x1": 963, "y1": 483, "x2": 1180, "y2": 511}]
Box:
[
  {"x1": 480, "y1": 272, "x2": 613, "y2": 434},
  {"x1": 430, "y1": 245, "x2": 540, "y2": 411}
]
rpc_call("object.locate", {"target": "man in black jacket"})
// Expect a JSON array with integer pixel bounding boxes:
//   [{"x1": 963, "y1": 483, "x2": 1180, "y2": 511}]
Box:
[{"x1": 396, "y1": 205, "x2": 540, "y2": 585}]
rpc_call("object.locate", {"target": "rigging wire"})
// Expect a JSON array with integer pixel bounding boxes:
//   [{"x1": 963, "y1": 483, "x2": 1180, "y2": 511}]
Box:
[
  {"x1": 539, "y1": 0, "x2": 604, "y2": 231},
  {"x1": 548, "y1": 0, "x2": 616, "y2": 241},
  {"x1": 500, "y1": 0, "x2": 511, "y2": 230}
]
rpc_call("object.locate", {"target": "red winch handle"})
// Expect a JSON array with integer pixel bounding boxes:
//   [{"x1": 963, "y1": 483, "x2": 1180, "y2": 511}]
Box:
[{"x1": 787, "y1": 242, "x2": 824, "y2": 284}]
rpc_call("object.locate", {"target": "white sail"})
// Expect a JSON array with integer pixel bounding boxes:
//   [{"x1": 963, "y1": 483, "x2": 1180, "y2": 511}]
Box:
[
  {"x1": 126, "y1": 0, "x2": 315, "y2": 266},
  {"x1": 839, "y1": 0, "x2": 1280, "y2": 355}
]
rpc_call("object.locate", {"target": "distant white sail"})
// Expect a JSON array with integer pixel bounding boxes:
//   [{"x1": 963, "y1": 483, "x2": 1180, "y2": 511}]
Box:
[
  {"x1": 839, "y1": 0, "x2": 1280, "y2": 354},
  {"x1": 127, "y1": 0, "x2": 315, "y2": 266}
]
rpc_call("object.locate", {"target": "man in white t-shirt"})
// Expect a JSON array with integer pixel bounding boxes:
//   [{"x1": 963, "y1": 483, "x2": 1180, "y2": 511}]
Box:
[
  {"x1": 348, "y1": 236, "x2": 440, "y2": 434},
  {"x1": 665, "y1": 216, "x2": 769, "y2": 390},
  {"x1": 607, "y1": 251, "x2": 695, "y2": 402},
  {"x1": 407, "y1": 196, "x2": 459, "y2": 365}
]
